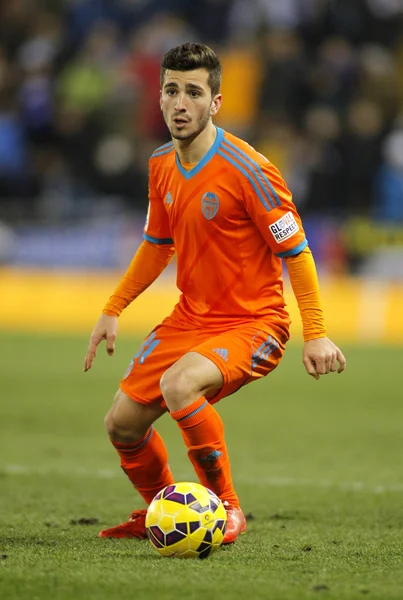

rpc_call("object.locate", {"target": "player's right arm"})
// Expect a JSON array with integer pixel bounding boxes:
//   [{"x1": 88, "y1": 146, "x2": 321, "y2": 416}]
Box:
[{"x1": 84, "y1": 170, "x2": 174, "y2": 372}]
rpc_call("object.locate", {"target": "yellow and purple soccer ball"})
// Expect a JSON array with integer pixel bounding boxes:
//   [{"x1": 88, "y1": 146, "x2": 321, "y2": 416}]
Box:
[{"x1": 145, "y1": 482, "x2": 227, "y2": 559}]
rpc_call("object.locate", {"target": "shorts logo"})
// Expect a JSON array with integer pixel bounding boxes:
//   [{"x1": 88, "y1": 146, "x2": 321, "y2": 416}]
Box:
[
  {"x1": 269, "y1": 211, "x2": 299, "y2": 243},
  {"x1": 201, "y1": 192, "x2": 220, "y2": 220},
  {"x1": 212, "y1": 348, "x2": 228, "y2": 362}
]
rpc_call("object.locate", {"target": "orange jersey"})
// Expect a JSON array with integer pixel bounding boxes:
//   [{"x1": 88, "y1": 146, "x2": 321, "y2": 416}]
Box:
[{"x1": 145, "y1": 127, "x2": 307, "y2": 329}]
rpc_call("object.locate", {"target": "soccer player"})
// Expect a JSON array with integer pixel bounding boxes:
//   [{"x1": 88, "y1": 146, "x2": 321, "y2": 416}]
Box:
[{"x1": 84, "y1": 43, "x2": 346, "y2": 544}]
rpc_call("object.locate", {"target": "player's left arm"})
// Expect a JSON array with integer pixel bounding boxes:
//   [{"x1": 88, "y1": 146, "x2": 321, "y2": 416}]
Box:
[
  {"x1": 285, "y1": 247, "x2": 346, "y2": 380},
  {"x1": 242, "y1": 159, "x2": 346, "y2": 379}
]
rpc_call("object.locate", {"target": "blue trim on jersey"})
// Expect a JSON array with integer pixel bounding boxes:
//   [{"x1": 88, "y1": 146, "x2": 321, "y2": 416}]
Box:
[
  {"x1": 143, "y1": 233, "x2": 174, "y2": 244},
  {"x1": 175, "y1": 400, "x2": 208, "y2": 422},
  {"x1": 155, "y1": 141, "x2": 174, "y2": 152},
  {"x1": 220, "y1": 143, "x2": 276, "y2": 210},
  {"x1": 223, "y1": 139, "x2": 281, "y2": 207},
  {"x1": 151, "y1": 144, "x2": 174, "y2": 158},
  {"x1": 218, "y1": 149, "x2": 273, "y2": 212},
  {"x1": 275, "y1": 238, "x2": 308, "y2": 257},
  {"x1": 175, "y1": 127, "x2": 225, "y2": 180}
]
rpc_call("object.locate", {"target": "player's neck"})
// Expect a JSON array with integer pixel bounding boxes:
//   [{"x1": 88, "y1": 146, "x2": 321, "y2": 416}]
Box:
[{"x1": 173, "y1": 122, "x2": 217, "y2": 165}]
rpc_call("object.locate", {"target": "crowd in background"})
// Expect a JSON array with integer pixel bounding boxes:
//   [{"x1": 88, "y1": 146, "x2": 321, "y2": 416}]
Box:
[{"x1": 0, "y1": 0, "x2": 403, "y2": 224}]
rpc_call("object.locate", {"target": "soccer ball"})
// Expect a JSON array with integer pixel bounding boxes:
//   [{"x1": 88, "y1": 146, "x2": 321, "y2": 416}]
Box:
[{"x1": 145, "y1": 482, "x2": 227, "y2": 559}]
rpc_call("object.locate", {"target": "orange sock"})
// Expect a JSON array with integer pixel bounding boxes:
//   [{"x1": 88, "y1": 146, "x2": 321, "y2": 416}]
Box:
[
  {"x1": 171, "y1": 397, "x2": 239, "y2": 507},
  {"x1": 111, "y1": 427, "x2": 174, "y2": 505}
]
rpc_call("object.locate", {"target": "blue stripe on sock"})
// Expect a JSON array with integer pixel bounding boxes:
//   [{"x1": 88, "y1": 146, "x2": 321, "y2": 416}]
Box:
[
  {"x1": 176, "y1": 400, "x2": 208, "y2": 422},
  {"x1": 134, "y1": 426, "x2": 153, "y2": 449}
]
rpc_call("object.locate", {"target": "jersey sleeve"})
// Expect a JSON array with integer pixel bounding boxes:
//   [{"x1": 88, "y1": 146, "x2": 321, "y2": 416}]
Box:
[
  {"x1": 143, "y1": 163, "x2": 174, "y2": 245},
  {"x1": 242, "y1": 159, "x2": 307, "y2": 257}
]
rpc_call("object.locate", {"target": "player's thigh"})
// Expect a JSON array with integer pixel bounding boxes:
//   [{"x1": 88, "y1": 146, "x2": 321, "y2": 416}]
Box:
[
  {"x1": 160, "y1": 351, "x2": 224, "y2": 410},
  {"x1": 192, "y1": 321, "x2": 287, "y2": 403},
  {"x1": 119, "y1": 324, "x2": 206, "y2": 408}
]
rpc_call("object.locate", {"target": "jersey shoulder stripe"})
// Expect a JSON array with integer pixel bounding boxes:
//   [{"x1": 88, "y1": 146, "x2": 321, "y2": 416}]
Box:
[
  {"x1": 150, "y1": 141, "x2": 174, "y2": 159},
  {"x1": 218, "y1": 146, "x2": 275, "y2": 212},
  {"x1": 222, "y1": 137, "x2": 281, "y2": 208}
]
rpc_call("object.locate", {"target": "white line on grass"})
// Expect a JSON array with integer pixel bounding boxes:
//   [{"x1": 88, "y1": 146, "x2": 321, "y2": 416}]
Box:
[{"x1": 3, "y1": 464, "x2": 403, "y2": 495}]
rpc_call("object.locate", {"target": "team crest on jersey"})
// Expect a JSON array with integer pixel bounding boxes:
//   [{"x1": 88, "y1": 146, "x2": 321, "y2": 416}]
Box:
[{"x1": 201, "y1": 192, "x2": 220, "y2": 220}]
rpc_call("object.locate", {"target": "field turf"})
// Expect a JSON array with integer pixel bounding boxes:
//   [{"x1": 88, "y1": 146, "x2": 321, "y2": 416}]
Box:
[{"x1": 1, "y1": 332, "x2": 402, "y2": 600}]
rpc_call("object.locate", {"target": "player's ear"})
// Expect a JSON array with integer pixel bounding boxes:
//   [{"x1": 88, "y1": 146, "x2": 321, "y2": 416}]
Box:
[
  {"x1": 159, "y1": 90, "x2": 163, "y2": 110},
  {"x1": 210, "y1": 94, "x2": 222, "y2": 117}
]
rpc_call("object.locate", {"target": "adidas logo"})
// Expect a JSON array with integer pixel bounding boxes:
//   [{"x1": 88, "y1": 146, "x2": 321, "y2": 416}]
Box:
[
  {"x1": 199, "y1": 450, "x2": 222, "y2": 463},
  {"x1": 212, "y1": 348, "x2": 229, "y2": 362},
  {"x1": 165, "y1": 191, "x2": 173, "y2": 205}
]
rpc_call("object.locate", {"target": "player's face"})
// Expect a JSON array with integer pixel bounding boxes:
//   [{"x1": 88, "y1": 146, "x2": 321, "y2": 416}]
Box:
[{"x1": 160, "y1": 69, "x2": 221, "y2": 141}]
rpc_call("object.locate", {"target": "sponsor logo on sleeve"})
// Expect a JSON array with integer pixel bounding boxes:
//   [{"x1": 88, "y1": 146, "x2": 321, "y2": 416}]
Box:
[{"x1": 269, "y1": 211, "x2": 299, "y2": 243}]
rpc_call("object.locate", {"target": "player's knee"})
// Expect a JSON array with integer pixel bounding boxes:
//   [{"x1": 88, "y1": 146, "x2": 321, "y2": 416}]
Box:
[
  {"x1": 104, "y1": 409, "x2": 130, "y2": 441},
  {"x1": 104, "y1": 409, "x2": 117, "y2": 438},
  {"x1": 160, "y1": 368, "x2": 195, "y2": 411},
  {"x1": 104, "y1": 403, "x2": 148, "y2": 444}
]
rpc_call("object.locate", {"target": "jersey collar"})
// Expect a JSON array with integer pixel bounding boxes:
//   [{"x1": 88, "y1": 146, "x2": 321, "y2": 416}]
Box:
[{"x1": 175, "y1": 127, "x2": 224, "y2": 180}]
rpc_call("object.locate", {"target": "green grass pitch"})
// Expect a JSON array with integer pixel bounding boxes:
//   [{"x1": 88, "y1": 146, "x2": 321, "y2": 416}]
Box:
[{"x1": 1, "y1": 331, "x2": 402, "y2": 600}]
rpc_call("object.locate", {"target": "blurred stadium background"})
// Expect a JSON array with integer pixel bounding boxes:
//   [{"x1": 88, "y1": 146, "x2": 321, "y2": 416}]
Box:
[
  {"x1": 0, "y1": 0, "x2": 403, "y2": 342},
  {"x1": 1, "y1": 5, "x2": 403, "y2": 597}
]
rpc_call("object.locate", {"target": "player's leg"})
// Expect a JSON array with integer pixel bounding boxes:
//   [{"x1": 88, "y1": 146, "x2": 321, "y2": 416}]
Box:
[
  {"x1": 99, "y1": 324, "x2": 204, "y2": 539},
  {"x1": 161, "y1": 351, "x2": 246, "y2": 544},
  {"x1": 99, "y1": 390, "x2": 172, "y2": 539},
  {"x1": 160, "y1": 352, "x2": 238, "y2": 504},
  {"x1": 161, "y1": 322, "x2": 287, "y2": 543},
  {"x1": 105, "y1": 389, "x2": 173, "y2": 503},
  {"x1": 105, "y1": 326, "x2": 187, "y2": 507}
]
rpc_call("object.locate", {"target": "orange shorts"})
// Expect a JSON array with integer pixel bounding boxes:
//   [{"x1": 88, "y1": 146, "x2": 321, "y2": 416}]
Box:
[{"x1": 120, "y1": 318, "x2": 288, "y2": 407}]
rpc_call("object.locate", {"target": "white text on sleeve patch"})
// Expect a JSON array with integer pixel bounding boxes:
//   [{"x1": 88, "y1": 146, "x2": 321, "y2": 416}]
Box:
[{"x1": 269, "y1": 211, "x2": 299, "y2": 243}]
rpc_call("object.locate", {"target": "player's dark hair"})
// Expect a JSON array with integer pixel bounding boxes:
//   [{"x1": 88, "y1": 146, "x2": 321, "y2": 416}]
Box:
[{"x1": 160, "y1": 43, "x2": 222, "y2": 97}]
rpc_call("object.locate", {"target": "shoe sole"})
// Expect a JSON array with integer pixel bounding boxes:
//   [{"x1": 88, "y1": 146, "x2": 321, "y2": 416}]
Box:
[
  {"x1": 99, "y1": 532, "x2": 148, "y2": 539},
  {"x1": 222, "y1": 528, "x2": 246, "y2": 545}
]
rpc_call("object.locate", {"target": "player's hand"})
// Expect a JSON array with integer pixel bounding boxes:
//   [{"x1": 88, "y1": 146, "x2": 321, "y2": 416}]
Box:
[
  {"x1": 84, "y1": 313, "x2": 118, "y2": 372},
  {"x1": 302, "y1": 337, "x2": 346, "y2": 380}
]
